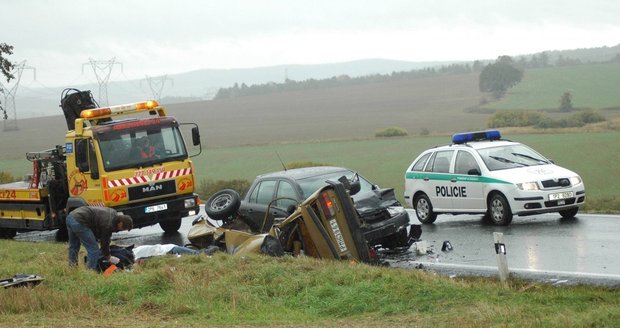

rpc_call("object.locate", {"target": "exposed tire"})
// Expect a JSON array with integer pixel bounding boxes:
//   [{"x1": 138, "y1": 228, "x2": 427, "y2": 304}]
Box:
[
  {"x1": 488, "y1": 193, "x2": 513, "y2": 226},
  {"x1": 559, "y1": 207, "x2": 579, "y2": 219},
  {"x1": 0, "y1": 228, "x2": 17, "y2": 239},
  {"x1": 205, "y1": 189, "x2": 241, "y2": 220},
  {"x1": 414, "y1": 194, "x2": 437, "y2": 224},
  {"x1": 378, "y1": 228, "x2": 409, "y2": 250},
  {"x1": 160, "y1": 216, "x2": 182, "y2": 233}
]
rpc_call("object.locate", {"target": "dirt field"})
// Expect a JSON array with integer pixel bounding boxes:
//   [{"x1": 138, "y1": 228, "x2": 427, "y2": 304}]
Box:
[{"x1": 0, "y1": 73, "x2": 487, "y2": 161}]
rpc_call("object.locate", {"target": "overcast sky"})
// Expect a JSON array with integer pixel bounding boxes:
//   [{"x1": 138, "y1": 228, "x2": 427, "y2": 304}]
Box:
[{"x1": 2, "y1": 0, "x2": 619, "y2": 87}]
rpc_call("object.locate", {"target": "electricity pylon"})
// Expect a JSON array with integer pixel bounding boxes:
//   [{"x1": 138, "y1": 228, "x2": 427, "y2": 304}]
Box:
[
  {"x1": 82, "y1": 57, "x2": 122, "y2": 106},
  {"x1": 0, "y1": 60, "x2": 36, "y2": 131},
  {"x1": 141, "y1": 75, "x2": 173, "y2": 102}
]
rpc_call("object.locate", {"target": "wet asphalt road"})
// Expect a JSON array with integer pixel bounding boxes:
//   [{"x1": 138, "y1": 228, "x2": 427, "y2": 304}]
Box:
[
  {"x1": 390, "y1": 211, "x2": 620, "y2": 286},
  {"x1": 14, "y1": 208, "x2": 620, "y2": 285}
]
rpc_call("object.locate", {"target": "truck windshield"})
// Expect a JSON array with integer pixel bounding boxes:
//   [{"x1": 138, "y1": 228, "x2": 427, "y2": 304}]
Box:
[{"x1": 96, "y1": 120, "x2": 188, "y2": 171}]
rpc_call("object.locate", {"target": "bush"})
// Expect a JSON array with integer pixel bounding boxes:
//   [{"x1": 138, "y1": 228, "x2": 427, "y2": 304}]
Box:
[
  {"x1": 375, "y1": 127, "x2": 408, "y2": 137},
  {"x1": 574, "y1": 110, "x2": 606, "y2": 124},
  {"x1": 488, "y1": 109, "x2": 607, "y2": 129},
  {"x1": 487, "y1": 110, "x2": 545, "y2": 128},
  {"x1": 420, "y1": 128, "x2": 430, "y2": 136},
  {"x1": 0, "y1": 171, "x2": 17, "y2": 184},
  {"x1": 285, "y1": 161, "x2": 331, "y2": 169},
  {"x1": 534, "y1": 110, "x2": 606, "y2": 129},
  {"x1": 197, "y1": 178, "x2": 252, "y2": 201}
]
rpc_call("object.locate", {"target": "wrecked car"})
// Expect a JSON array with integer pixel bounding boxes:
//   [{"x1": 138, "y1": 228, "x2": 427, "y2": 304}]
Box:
[
  {"x1": 209, "y1": 166, "x2": 414, "y2": 251},
  {"x1": 188, "y1": 180, "x2": 401, "y2": 263}
]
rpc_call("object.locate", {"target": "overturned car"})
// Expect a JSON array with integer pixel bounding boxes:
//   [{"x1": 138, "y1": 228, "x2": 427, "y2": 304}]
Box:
[
  {"x1": 189, "y1": 179, "x2": 420, "y2": 263},
  {"x1": 209, "y1": 166, "x2": 415, "y2": 251}
]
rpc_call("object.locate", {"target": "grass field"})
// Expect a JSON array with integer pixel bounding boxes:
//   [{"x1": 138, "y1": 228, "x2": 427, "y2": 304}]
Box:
[
  {"x1": 1, "y1": 240, "x2": 619, "y2": 327},
  {"x1": 485, "y1": 63, "x2": 620, "y2": 110},
  {"x1": 2, "y1": 131, "x2": 619, "y2": 211}
]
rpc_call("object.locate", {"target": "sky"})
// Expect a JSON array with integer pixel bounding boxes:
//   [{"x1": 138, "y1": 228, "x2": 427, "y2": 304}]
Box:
[{"x1": 2, "y1": 0, "x2": 619, "y2": 87}]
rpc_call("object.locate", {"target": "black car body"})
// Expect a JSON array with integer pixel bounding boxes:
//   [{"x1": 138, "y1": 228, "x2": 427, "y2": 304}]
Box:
[{"x1": 237, "y1": 166, "x2": 413, "y2": 250}]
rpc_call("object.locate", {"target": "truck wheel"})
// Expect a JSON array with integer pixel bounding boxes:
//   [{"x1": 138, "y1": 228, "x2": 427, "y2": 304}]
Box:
[
  {"x1": 205, "y1": 189, "x2": 241, "y2": 220},
  {"x1": 414, "y1": 194, "x2": 437, "y2": 224},
  {"x1": 559, "y1": 207, "x2": 579, "y2": 219},
  {"x1": 0, "y1": 228, "x2": 17, "y2": 239},
  {"x1": 160, "y1": 217, "x2": 182, "y2": 233},
  {"x1": 488, "y1": 193, "x2": 513, "y2": 226}
]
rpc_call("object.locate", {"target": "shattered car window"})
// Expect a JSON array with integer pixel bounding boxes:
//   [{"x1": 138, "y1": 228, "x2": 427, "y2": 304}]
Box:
[{"x1": 297, "y1": 170, "x2": 373, "y2": 198}]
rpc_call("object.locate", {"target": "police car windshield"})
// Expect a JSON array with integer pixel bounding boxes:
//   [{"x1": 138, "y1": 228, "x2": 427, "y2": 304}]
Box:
[{"x1": 478, "y1": 144, "x2": 550, "y2": 171}]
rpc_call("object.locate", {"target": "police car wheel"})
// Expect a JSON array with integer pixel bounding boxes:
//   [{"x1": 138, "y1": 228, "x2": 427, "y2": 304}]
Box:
[
  {"x1": 488, "y1": 193, "x2": 513, "y2": 226},
  {"x1": 414, "y1": 194, "x2": 437, "y2": 224},
  {"x1": 559, "y1": 207, "x2": 579, "y2": 219}
]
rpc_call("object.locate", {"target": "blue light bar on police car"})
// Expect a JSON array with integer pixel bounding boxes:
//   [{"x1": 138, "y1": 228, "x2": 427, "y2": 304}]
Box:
[{"x1": 452, "y1": 130, "x2": 501, "y2": 144}]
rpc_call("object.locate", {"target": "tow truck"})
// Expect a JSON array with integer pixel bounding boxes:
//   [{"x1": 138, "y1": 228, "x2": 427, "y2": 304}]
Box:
[{"x1": 0, "y1": 89, "x2": 201, "y2": 239}]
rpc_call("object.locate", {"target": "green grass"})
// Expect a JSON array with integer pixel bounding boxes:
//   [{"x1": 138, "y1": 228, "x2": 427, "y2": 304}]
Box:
[
  {"x1": 3, "y1": 131, "x2": 620, "y2": 212},
  {"x1": 486, "y1": 63, "x2": 620, "y2": 110},
  {"x1": 1, "y1": 240, "x2": 619, "y2": 327}
]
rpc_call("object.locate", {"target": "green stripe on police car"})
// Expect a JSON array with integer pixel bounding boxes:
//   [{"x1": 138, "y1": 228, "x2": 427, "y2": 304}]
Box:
[{"x1": 404, "y1": 172, "x2": 511, "y2": 184}]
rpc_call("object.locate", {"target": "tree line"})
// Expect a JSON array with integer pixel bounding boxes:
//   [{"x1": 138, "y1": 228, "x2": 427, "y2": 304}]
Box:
[{"x1": 213, "y1": 52, "x2": 618, "y2": 100}]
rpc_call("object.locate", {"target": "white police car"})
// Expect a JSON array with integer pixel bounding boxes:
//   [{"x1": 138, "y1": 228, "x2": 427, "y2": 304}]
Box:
[{"x1": 404, "y1": 130, "x2": 585, "y2": 225}]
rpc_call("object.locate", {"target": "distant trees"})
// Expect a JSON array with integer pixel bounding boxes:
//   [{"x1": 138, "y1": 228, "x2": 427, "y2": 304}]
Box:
[
  {"x1": 479, "y1": 56, "x2": 524, "y2": 99},
  {"x1": 213, "y1": 62, "x2": 478, "y2": 100},
  {"x1": 559, "y1": 91, "x2": 573, "y2": 112},
  {"x1": 0, "y1": 42, "x2": 15, "y2": 82}
]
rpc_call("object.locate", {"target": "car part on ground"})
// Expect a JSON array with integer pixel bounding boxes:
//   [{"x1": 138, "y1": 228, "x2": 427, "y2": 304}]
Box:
[{"x1": 1, "y1": 274, "x2": 44, "y2": 288}]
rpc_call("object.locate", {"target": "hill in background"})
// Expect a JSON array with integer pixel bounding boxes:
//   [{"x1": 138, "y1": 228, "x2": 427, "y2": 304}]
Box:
[{"x1": 9, "y1": 44, "x2": 619, "y2": 118}]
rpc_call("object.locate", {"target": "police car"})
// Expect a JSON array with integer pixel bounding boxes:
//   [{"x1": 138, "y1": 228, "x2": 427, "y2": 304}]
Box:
[{"x1": 404, "y1": 130, "x2": 585, "y2": 225}]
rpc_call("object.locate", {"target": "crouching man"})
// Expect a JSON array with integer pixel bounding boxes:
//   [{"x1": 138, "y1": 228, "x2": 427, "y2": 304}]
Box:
[{"x1": 66, "y1": 206, "x2": 133, "y2": 270}]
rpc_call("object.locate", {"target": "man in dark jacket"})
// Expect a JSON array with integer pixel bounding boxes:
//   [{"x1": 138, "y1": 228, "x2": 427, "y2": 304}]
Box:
[{"x1": 66, "y1": 206, "x2": 133, "y2": 270}]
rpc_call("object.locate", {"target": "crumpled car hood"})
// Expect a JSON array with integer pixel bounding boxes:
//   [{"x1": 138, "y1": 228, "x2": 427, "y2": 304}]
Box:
[{"x1": 352, "y1": 188, "x2": 401, "y2": 215}]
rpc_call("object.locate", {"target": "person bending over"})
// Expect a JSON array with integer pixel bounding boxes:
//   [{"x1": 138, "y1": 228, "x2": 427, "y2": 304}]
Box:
[{"x1": 66, "y1": 206, "x2": 133, "y2": 270}]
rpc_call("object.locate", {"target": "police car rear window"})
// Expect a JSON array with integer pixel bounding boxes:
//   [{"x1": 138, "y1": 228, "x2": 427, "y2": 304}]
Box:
[{"x1": 411, "y1": 153, "x2": 431, "y2": 171}]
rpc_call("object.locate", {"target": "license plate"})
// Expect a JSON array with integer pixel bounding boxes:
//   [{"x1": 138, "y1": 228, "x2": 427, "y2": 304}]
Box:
[
  {"x1": 549, "y1": 191, "x2": 573, "y2": 201},
  {"x1": 145, "y1": 203, "x2": 167, "y2": 213}
]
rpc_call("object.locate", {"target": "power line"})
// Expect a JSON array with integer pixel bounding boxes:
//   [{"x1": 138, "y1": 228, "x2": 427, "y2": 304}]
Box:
[
  {"x1": 140, "y1": 75, "x2": 173, "y2": 101},
  {"x1": 0, "y1": 60, "x2": 36, "y2": 131},
  {"x1": 82, "y1": 57, "x2": 123, "y2": 106}
]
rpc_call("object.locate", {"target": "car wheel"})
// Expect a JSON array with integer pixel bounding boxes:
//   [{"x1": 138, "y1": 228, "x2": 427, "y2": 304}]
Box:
[
  {"x1": 559, "y1": 207, "x2": 579, "y2": 219},
  {"x1": 488, "y1": 193, "x2": 513, "y2": 226},
  {"x1": 414, "y1": 194, "x2": 437, "y2": 224},
  {"x1": 205, "y1": 189, "x2": 241, "y2": 220},
  {"x1": 160, "y1": 216, "x2": 182, "y2": 233}
]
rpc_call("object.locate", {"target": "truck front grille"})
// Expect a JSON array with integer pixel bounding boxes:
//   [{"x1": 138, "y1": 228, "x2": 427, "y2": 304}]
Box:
[{"x1": 128, "y1": 180, "x2": 176, "y2": 201}]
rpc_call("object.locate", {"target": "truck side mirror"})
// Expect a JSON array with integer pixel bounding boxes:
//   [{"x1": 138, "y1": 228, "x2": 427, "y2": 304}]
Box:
[{"x1": 192, "y1": 127, "x2": 201, "y2": 146}]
